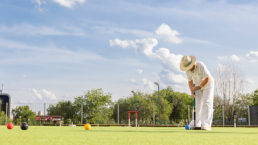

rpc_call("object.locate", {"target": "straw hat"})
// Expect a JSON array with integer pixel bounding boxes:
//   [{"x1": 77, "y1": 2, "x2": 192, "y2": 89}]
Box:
[{"x1": 180, "y1": 55, "x2": 196, "y2": 71}]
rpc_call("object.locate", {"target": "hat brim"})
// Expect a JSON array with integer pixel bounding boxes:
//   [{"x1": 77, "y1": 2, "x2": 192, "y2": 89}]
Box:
[{"x1": 180, "y1": 56, "x2": 196, "y2": 71}]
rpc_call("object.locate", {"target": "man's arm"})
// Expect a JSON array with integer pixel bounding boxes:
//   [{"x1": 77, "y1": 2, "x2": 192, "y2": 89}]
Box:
[
  {"x1": 188, "y1": 80, "x2": 195, "y2": 98},
  {"x1": 193, "y1": 77, "x2": 211, "y2": 91},
  {"x1": 200, "y1": 77, "x2": 210, "y2": 88}
]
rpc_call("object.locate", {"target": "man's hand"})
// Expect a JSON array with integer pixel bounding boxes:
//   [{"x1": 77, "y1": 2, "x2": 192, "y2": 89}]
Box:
[
  {"x1": 191, "y1": 94, "x2": 195, "y2": 99},
  {"x1": 193, "y1": 86, "x2": 201, "y2": 92}
]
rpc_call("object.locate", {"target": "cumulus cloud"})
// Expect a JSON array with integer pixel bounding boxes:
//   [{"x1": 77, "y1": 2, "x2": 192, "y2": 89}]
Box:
[
  {"x1": 41, "y1": 89, "x2": 58, "y2": 100},
  {"x1": 217, "y1": 56, "x2": 228, "y2": 60},
  {"x1": 110, "y1": 38, "x2": 158, "y2": 56},
  {"x1": 32, "y1": 88, "x2": 43, "y2": 99},
  {"x1": 246, "y1": 51, "x2": 258, "y2": 59},
  {"x1": 52, "y1": 0, "x2": 86, "y2": 8},
  {"x1": 230, "y1": 54, "x2": 240, "y2": 61},
  {"x1": 217, "y1": 54, "x2": 240, "y2": 61},
  {"x1": 142, "y1": 78, "x2": 155, "y2": 90},
  {"x1": 158, "y1": 70, "x2": 187, "y2": 84},
  {"x1": 126, "y1": 79, "x2": 138, "y2": 85},
  {"x1": 110, "y1": 38, "x2": 183, "y2": 73},
  {"x1": 135, "y1": 69, "x2": 142, "y2": 74},
  {"x1": 30, "y1": 88, "x2": 57, "y2": 100},
  {"x1": 32, "y1": 0, "x2": 46, "y2": 11},
  {"x1": 155, "y1": 23, "x2": 183, "y2": 44}
]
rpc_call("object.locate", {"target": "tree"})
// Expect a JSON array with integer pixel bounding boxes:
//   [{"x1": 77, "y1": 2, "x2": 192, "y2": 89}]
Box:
[
  {"x1": 235, "y1": 93, "x2": 253, "y2": 118},
  {"x1": 214, "y1": 62, "x2": 246, "y2": 120},
  {"x1": 47, "y1": 100, "x2": 78, "y2": 124},
  {"x1": 12, "y1": 106, "x2": 36, "y2": 125},
  {"x1": 252, "y1": 89, "x2": 258, "y2": 106},
  {"x1": 164, "y1": 86, "x2": 192, "y2": 123},
  {"x1": 113, "y1": 91, "x2": 154, "y2": 124},
  {"x1": 73, "y1": 88, "x2": 114, "y2": 124}
]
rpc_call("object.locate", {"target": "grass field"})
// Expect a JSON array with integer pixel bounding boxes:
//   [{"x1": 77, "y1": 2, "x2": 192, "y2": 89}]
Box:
[{"x1": 1, "y1": 126, "x2": 258, "y2": 145}]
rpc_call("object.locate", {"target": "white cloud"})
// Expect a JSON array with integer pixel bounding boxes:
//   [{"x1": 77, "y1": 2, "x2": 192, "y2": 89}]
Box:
[
  {"x1": 217, "y1": 55, "x2": 240, "y2": 61},
  {"x1": 136, "y1": 69, "x2": 142, "y2": 74},
  {"x1": 230, "y1": 54, "x2": 240, "y2": 61},
  {"x1": 246, "y1": 51, "x2": 258, "y2": 58},
  {"x1": 52, "y1": 0, "x2": 85, "y2": 8},
  {"x1": 142, "y1": 78, "x2": 155, "y2": 90},
  {"x1": 158, "y1": 70, "x2": 187, "y2": 84},
  {"x1": 32, "y1": 88, "x2": 43, "y2": 99},
  {"x1": 110, "y1": 38, "x2": 183, "y2": 73},
  {"x1": 21, "y1": 75, "x2": 26, "y2": 78},
  {"x1": 30, "y1": 88, "x2": 57, "y2": 100},
  {"x1": 126, "y1": 79, "x2": 138, "y2": 85},
  {"x1": 0, "y1": 23, "x2": 84, "y2": 36},
  {"x1": 32, "y1": 0, "x2": 46, "y2": 11},
  {"x1": 110, "y1": 38, "x2": 157, "y2": 56},
  {"x1": 41, "y1": 89, "x2": 57, "y2": 100},
  {"x1": 217, "y1": 56, "x2": 228, "y2": 60},
  {"x1": 155, "y1": 23, "x2": 183, "y2": 44}
]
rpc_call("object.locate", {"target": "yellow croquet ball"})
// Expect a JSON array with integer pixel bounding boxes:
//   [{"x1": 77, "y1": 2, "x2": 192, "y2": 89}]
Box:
[{"x1": 84, "y1": 124, "x2": 91, "y2": 130}]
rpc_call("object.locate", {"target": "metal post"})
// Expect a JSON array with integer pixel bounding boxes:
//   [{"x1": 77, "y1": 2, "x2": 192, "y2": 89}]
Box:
[
  {"x1": 153, "y1": 104, "x2": 155, "y2": 125},
  {"x1": 6, "y1": 102, "x2": 8, "y2": 125},
  {"x1": 188, "y1": 105, "x2": 190, "y2": 125},
  {"x1": 158, "y1": 85, "x2": 160, "y2": 125},
  {"x1": 134, "y1": 94, "x2": 136, "y2": 111},
  {"x1": 117, "y1": 103, "x2": 119, "y2": 124},
  {"x1": 128, "y1": 112, "x2": 130, "y2": 129},
  {"x1": 44, "y1": 103, "x2": 46, "y2": 115},
  {"x1": 248, "y1": 106, "x2": 250, "y2": 126},
  {"x1": 223, "y1": 105, "x2": 224, "y2": 127},
  {"x1": 136, "y1": 113, "x2": 137, "y2": 130},
  {"x1": 81, "y1": 104, "x2": 83, "y2": 124}
]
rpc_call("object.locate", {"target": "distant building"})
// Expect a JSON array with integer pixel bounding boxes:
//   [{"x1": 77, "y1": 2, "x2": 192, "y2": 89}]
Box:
[
  {"x1": 34, "y1": 111, "x2": 43, "y2": 116},
  {"x1": 0, "y1": 93, "x2": 12, "y2": 118},
  {"x1": 38, "y1": 111, "x2": 43, "y2": 116}
]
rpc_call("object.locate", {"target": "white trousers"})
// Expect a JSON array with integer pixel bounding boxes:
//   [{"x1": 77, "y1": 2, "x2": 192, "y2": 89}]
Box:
[{"x1": 190, "y1": 87, "x2": 214, "y2": 127}]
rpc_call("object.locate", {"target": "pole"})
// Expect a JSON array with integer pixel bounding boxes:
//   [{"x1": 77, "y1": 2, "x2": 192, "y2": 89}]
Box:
[
  {"x1": 153, "y1": 104, "x2": 155, "y2": 125},
  {"x1": 188, "y1": 105, "x2": 190, "y2": 125},
  {"x1": 248, "y1": 106, "x2": 250, "y2": 126},
  {"x1": 81, "y1": 104, "x2": 83, "y2": 124},
  {"x1": 158, "y1": 85, "x2": 160, "y2": 125},
  {"x1": 128, "y1": 112, "x2": 130, "y2": 129},
  {"x1": 136, "y1": 113, "x2": 137, "y2": 130},
  {"x1": 6, "y1": 102, "x2": 8, "y2": 125},
  {"x1": 234, "y1": 115, "x2": 236, "y2": 128},
  {"x1": 223, "y1": 105, "x2": 224, "y2": 127},
  {"x1": 134, "y1": 93, "x2": 136, "y2": 111},
  {"x1": 193, "y1": 84, "x2": 196, "y2": 128},
  {"x1": 117, "y1": 103, "x2": 119, "y2": 124},
  {"x1": 44, "y1": 103, "x2": 46, "y2": 115}
]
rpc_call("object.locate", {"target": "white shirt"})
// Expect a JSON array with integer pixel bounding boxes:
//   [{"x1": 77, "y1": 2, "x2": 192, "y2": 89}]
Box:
[{"x1": 186, "y1": 61, "x2": 214, "y2": 89}]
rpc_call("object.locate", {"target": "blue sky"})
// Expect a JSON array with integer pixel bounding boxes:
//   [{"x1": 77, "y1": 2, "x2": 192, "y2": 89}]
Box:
[{"x1": 0, "y1": 0, "x2": 258, "y2": 103}]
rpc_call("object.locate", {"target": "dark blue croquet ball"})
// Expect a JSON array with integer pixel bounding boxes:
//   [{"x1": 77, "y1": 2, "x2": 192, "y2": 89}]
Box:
[{"x1": 185, "y1": 125, "x2": 190, "y2": 130}]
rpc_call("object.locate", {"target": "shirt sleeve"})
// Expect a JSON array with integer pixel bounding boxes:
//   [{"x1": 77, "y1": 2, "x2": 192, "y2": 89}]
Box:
[
  {"x1": 186, "y1": 71, "x2": 193, "y2": 82},
  {"x1": 201, "y1": 63, "x2": 211, "y2": 78}
]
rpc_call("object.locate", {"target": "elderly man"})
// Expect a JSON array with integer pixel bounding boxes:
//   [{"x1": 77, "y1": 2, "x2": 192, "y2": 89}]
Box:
[{"x1": 180, "y1": 55, "x2": 214, "y2": 130}]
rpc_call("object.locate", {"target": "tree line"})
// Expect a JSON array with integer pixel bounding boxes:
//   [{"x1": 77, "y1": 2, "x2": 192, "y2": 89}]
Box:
[{"x1": 8, "y1": 62, "x2": 258, "y2": 125}]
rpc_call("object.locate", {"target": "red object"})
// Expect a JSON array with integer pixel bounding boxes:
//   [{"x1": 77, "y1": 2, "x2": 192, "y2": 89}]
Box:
[
  {"x1": 128, "y1": 111, "x2": 138, "y2": 119},
  {"x1": 7, "y1": 123, "x2": 14, "y2": 129}
]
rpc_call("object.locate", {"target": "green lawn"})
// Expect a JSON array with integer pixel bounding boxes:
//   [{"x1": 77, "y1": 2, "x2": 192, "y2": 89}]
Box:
[{"x1": 0, "y1": 126, "x2": 258, "y2": 145}]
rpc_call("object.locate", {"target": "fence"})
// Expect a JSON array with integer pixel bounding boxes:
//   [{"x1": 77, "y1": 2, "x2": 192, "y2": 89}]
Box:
[{"x1": 0, "y1": 103, "x2": 257, "y2": 126}]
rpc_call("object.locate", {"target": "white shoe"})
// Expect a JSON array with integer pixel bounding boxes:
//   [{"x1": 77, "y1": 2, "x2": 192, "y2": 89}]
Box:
[{"x1": 201, "y1": 125, "x2": 211, "y2": 130}]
